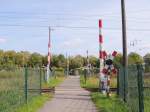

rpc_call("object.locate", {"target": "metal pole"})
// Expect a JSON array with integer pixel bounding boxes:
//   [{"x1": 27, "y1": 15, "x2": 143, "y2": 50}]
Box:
[
  {"x1": 67, "y1": 55, "x2": 69, "y2": 76},
  {"x1": 99, "y1": 19, "x2": 104, "y2": 92},
  {"x1": 24, "y1": 66, "x2": 28, "y2": 104},
  {"x1": 87, "y1": 50, "x2": 90, "y2": 76},
  {"x1": 66, "y1": 53, "x2": 68, "y2": 76},
  {"x1": 66, "y1": 53, "x2": 69, "y2": 76},
  {"x1": 117, "y1": 68, "x2": 120, "y2": 96},
  {"x1": 47, "y1": 26, "x2": 51, "y2": 82},
  {"x1": 49, "y1": 26, "x2": 51, "y2": 68},
  {"x1": 137, "y1": 65, "x2": 144, "y2": 112},
  {"x1": 40, "y1": 68, "x2": 42, "y2": 95},
  {"x1": 121, "y1": 0, "x2": 128, "y2": 102}
]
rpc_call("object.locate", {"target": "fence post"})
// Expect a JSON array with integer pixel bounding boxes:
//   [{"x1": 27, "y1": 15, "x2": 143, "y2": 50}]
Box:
[
  {"x1": 117, "y1": 68, "x2": 120, "y2": 96},
  {"x1": 137, "y1": 64, "x2": 144, "y2": 112},
  {"x1": 24, "y1": 66, "x2": 28, "y2": 104},
  {"x1": 40, "y1": 68, "x2": 42, "y2": 95},
  {"x1": 123, "y1": 66, "x2": 128, "y2": 102},
  {"x1": 43, "y1": 68, "x2": 46, "y2": 82},
  {"x1": 84, "y1": 69, "x2": 87, "y2": 84}
]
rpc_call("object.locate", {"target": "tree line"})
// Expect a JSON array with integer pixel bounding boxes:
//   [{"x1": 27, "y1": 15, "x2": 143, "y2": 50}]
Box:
[
  {"x1": 0, "y1": 50, "x2": 99, "y2": 70},
  {"x1": 0, "y1": 49, "x2": 150, "y2": 72}
]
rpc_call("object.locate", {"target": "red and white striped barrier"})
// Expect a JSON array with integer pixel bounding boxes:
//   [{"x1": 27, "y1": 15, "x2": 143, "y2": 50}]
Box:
[
  {"x1": 99, "y1": 20, "x2": 106, "y2": 93},
  {"x1": 98, "y1": 19, "x2": 118, "y2": 96}
]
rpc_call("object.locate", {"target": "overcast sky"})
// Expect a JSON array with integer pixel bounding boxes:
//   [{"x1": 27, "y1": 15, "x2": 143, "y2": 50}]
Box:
[{"x1": 0, "y1": 0, "x2": 150, "y2": 56}]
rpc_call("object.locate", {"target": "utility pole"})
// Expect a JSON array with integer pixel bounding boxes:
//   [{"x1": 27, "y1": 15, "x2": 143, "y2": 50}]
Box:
[
  {"x1": 121, "y1": 0, "x2": 128, "y2": 102},
  {"x1": 87, "y1": 50, "x2": 90, "y2": 76},
  {"x1": 66, "y1": 53, "x2": 69, "y2": 76},
  {"x1": 66, "y1": 53, "x2": 67, "y2": 76},
  {"x1": 67, "y1": 55, "x2": 69, "y2": 76},
  {"x1": 47, "y1": 26, "x2": 52, "y2": 82}
]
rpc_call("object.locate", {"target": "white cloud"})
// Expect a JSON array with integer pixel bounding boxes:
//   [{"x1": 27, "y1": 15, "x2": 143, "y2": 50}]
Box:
[
  {"x1": 61, "y1": 38, "x2": 84, "y2": 49},
  {"x1": 141, "y1": 44, "x2": 150, "y2": 48},
  {"x1": 0, "y1": 38, "x2": 7, "y2": 43}
]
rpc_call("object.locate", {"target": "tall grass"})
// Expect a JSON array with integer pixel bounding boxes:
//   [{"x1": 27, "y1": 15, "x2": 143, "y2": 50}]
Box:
[
  {"x1": 80, "y1": 75, "x2": 99, "y2": 89},
  {"x1": 91, "y1": 93, "x2": 128, "y2": 112},
  {"x1": 0, "y1": 69, "x2": 24, "y2": 112},
  {"x1": 80, "y1": 74, "x2": 128, "y2": 112},
  {"x1": 144, "y1": 74, "x2": 150, "y2": 112},
  {"x1": 0, "y1": 68, "x2": 65, "y2": 112},
  {"x1": 80, "y1": 74, "x2": 117, "y2": 89},
  {"x1": 15, "y1": 94, "x2": 51, "y2": 112}
]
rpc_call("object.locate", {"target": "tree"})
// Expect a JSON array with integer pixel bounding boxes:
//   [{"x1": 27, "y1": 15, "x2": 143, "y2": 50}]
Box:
[
  {"x1": 69, "y1": 55, "x2": 84, "y2": 70},
  {"x1": 42, "y1": 55, "x2": 48, "y2": 67},
  {"x1": 128, "y1": 52, "x2": 143, "y2": 64},
  {"x1": 20, "y1": 51, "x2": 31, "y2": 66},
  {"x1": 113, "y1": 53, "x2": 123, "y2": 67},
  {"x1": 28, "y1": 52, "x2": 43, "y2": 67},
  {"x1": 57, "y1": 54, "x2": 65, "y2": 68},
  {"x1": 3, "y1": 50, "x2": 16, "y2": 65},
  {"x1": 0, "y1": 50, "x2": 4, "y2": 64},
  {"x1": 15, "y1": 52, "x2": 24, "y2": 66},
  {"x1": 89, "y1": 56, "x2": 99, "y2": 67},
  {"x1": 144, "y1": 53, "x2": 150, "y2": 72},
  {"x1": 51, "y1": 55, "x2": 59, "y2": 67},
  {"x1": 144, "y1": 53, "x2": 150, "y2": 65},
  {"x1": 75, "y1": 55, "x2": 84, "y2": 67}
]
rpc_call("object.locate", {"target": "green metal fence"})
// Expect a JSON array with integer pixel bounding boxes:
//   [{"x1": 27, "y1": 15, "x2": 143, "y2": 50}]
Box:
[
  {"x1": 143, "y1": 71, "x2": 150, "y2": 112},
  {"x1": 0, "y1": 68, "x2": 24, "y2": 112},
  {"x1": 118, "y1": 65, "x2": 150, "y2": 112},
  {"x1": 0, "y1": 67, "x2": 47, "y2": 112},
  {"x1": 25, "y1": 68, "x2": 42, "y2": 102},
  {"x1": 118, "y1": 66, "x2": 125, "y2": 100},
  {"x1": 0, "y1": 66, "x2": 66, "y2": 112},
  {"x1": 127, "y1": 65, "x2": 140, "y2": 112}
]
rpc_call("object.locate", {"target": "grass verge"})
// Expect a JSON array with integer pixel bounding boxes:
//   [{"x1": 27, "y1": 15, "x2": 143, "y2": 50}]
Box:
[
  {"x1": 91, "y1": 92, "x2": 128, "y2": 112},
  {"x1": 80, "y1": 75, "x2": 99, "y2": 90},
  {"x1": 48, "y1": 76, "x2": 65, "y2": 87},
  {"x1": 15, "y1": 94, "x2": 51, "y2": 112},
  {"x1": 80, "y1": 75, "x2": 128, "y2": 112},
  {"x1": 15, "y1": 76, "x2": 65, "y2": 112}
]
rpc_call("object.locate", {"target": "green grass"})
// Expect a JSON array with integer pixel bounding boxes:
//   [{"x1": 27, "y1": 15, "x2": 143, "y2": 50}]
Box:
[
  {"x1": 80, "y1": 75, "x2": 99, "y2": 89},
  {"x1": 0, "y1": 69, "x2": 24, "y2": 112},
  {"x1": 91, "y1": 93, "x2": 128, "y2": 112},
  {"x1": 15, "y1": 94, "x2": 51, "y2": 112},
  {"x1": 80, "y1": 73, "x2": 150, "y2": 112},
  {"x1": 49, "y1": 76, "x2": 65, "y2": 87},
  {"x1": 144, "y1": 93, "x2": 150, "y2": 112},
  {"x1": 80, "y1": 75, "x2": 128, "y2": 112},
  {"x1": 110, "y1": 76, "x2": 117, "y2": 88},
  {"x1": 42, "y1": 76, "x2": 65, "y2": 88},
  {"x1": 80, "y1": 75, "x2": 117, "y2": 89},
  {"x1": 15, "y1": 76, "x2": 65, "y2": 112},
  {"x1": 144, "y1": 75, "x2": 150, "y2": 112},
  {"x1": 0, "y1": 69, "x2": 65, "y2": 112}
]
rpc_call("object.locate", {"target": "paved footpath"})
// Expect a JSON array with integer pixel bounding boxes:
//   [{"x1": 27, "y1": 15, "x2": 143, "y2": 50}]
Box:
[{"x1": 38, "y1": 76, "x2": 97, "y2": 112}]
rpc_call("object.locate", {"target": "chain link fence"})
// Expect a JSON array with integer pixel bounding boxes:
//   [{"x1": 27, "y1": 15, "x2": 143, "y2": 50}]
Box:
[
  {"x1": 0, "y1": 67, "x2": 55, "y2": 112},
  {"x1": 118, "y1": 64, "x2": 150, "y2": 112},
  {"x1": 0, "y1": 68, "x2": 24, "y2": 112},
  {"x1": 127, "y1": 65, "x2": 141, "y2": 112},
  {"x1": 143, "y1": 69, "x2": 150, "y2": 112},
  {"x1": 118, "y1": 66, "x2": 125, "y2": 100}
]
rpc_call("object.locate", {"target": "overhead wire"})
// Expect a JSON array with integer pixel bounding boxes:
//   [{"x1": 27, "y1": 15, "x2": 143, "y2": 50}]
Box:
[{"x1": 0, "y1": 24, "x2": 150, "y2": 32}]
